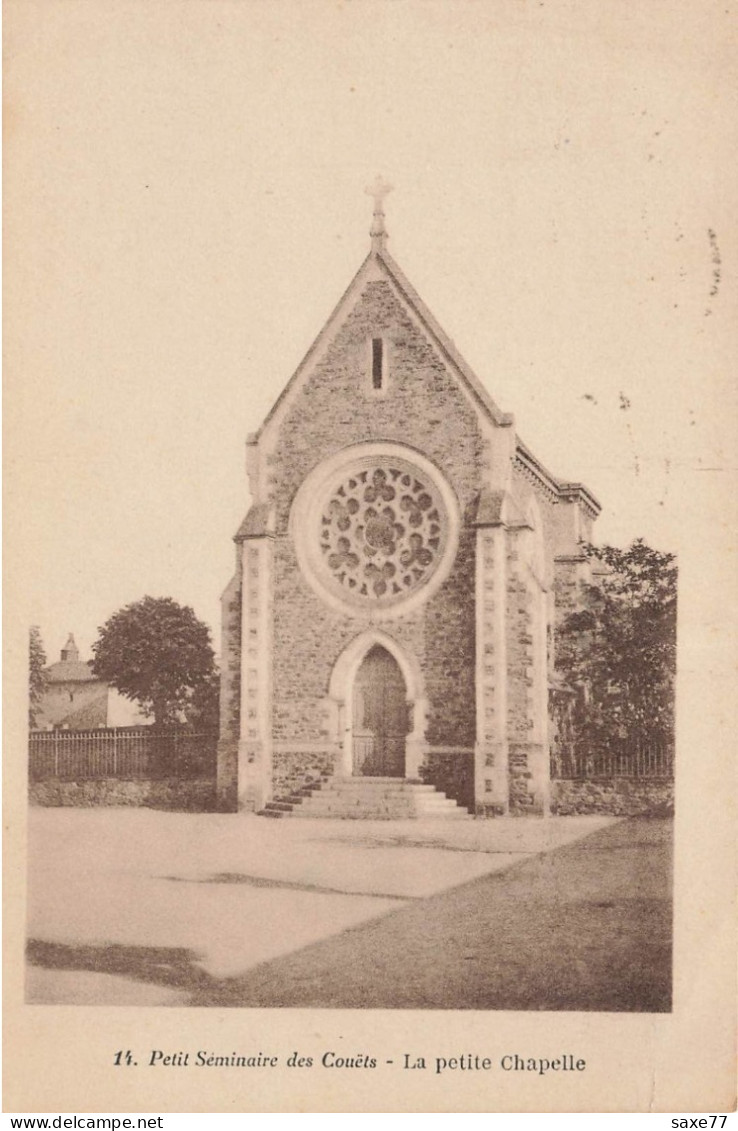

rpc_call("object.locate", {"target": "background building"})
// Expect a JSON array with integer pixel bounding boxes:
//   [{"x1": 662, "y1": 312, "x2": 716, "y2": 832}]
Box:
[{"x1": 34, "y1": 634, "x2": 149, "y2": 730}]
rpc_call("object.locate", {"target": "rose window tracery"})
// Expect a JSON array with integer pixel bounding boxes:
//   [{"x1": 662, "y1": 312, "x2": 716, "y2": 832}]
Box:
[{"x1": 318, "y1": 464, "x2": 447, "y2": 604}]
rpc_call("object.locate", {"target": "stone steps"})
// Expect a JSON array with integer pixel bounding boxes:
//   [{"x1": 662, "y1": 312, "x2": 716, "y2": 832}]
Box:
[
  {"x1": 258, "y1": 776, "x2": 469, "y2": 820},
  {"x1": 256, "y1": 775, "x2": 330, "y2": 818}
]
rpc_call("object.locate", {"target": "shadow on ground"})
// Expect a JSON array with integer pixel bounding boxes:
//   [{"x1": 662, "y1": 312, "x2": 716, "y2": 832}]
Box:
[
  {"x1": 187, "y1": 818, "x2": 672, "y2": 1011},
  {"x1": 26, "y1": 939, "x2": 216, "y2": 994},
  {"x1": 161, "y1": 872, "x2": 413, "y2": 899},
  {"x1": 27, "y1": 818, "x2": 672, "y2": 1012}
]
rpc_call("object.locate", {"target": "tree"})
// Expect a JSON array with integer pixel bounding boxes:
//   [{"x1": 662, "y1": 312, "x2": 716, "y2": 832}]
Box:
[
  {"x1": 29, "y1": 625, "x2": 47, "y2": 728},
  {"x1": 183, "y1": 666, "x2": 220, "y2": 731},
  {"x1": 555, "y1": 539, "x2": 677, "y2": 753},
  {"x1": 91, "y1": 596, "x2": 217, "y2": 727}
]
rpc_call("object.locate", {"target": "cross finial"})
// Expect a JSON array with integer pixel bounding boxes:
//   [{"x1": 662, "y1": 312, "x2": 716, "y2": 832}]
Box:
[{"x1": 365, "y1": 175, "x2": 393, "y2": 251}]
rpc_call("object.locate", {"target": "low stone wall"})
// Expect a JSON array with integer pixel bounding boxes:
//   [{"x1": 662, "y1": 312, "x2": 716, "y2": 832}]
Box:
[
  {"x1": 29, "y1": 778, "x2": 216, "y2": 812},
  {"x1": 421, "y1": 749, "x2": 474, "y2": 811},
  {"x1": 551, "y1": 778, "x2": 674, "y2": 817}
]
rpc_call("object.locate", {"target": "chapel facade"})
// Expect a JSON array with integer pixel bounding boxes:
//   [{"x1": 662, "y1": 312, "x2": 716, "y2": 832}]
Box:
[{"x1": 217, "y1": 183, "x2": 599, "y2": 817}]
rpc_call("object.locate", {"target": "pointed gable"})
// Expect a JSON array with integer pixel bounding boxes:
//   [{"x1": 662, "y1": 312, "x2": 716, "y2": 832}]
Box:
[
  {"x1": 252, "y1": 241, "x2": 598, "y2": 522},
  {"x1": 260, "y1": 251, "x2": 496, "y2": 536},
  {"x1": 257, "y1": 247, "x2": 511, "y2": 446}
]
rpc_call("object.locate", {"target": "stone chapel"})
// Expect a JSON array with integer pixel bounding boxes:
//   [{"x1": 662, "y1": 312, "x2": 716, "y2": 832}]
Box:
[{"x1": 217, "y1": 181, "x2": 600, "y2": 818}]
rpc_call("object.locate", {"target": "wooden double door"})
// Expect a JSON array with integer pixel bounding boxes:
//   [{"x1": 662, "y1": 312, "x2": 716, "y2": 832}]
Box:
[{"x1": 352, "y1": 645, "x2": 409, "y2": 777}]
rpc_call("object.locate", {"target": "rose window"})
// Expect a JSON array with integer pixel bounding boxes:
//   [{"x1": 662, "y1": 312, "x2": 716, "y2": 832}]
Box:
[{"x1": 318, "y1": 464, "x2": 447, "y2": 604}]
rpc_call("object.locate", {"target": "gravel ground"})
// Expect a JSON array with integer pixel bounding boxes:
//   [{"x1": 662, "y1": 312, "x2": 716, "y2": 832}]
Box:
[{"x1": 25, "y1": 809, "x2": 670, "y2": 1010}]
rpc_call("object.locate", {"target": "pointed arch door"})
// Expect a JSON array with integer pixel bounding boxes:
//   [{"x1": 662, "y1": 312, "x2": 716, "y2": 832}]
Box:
[{"x1": 352, "y1": 645, "x2": 409, "y2": 777}]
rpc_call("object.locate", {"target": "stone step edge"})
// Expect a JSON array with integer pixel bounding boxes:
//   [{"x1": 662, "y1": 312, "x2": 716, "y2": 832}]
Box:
[
  {"x1": 296, "y1": 802, "x2": 464, "y2": 813},
  {"x1": 291, "y1": 810, "x2": 469, "y2": 820},
  {"x1": 331, "y1": 776, "x2": 427, "y2": 784},
  {"x1": 320, "y1": 782, "x2": 438, "y2": 791},
  {"x1": 300, "y1": 795, "x2": 461, "y2": 807}
]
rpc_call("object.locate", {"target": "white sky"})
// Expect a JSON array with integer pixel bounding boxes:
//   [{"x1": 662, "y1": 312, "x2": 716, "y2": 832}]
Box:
[{"x1": 6, "y1": 0, "x2": 735, "y2": 665}]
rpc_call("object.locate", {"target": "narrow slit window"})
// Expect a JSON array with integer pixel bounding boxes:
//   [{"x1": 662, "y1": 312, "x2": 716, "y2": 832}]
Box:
[{"x1": 371, "y1": 338, "x2": 384, "y2": 390}]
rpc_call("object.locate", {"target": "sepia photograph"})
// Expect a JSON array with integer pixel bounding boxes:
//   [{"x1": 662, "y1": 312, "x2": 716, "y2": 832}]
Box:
[
  {"x1": 5, "y1": 0, "x2": 735, "y2": 1115},
  {"x1": 25, "y1": 177, "x2": 676, "y2": 1015}
]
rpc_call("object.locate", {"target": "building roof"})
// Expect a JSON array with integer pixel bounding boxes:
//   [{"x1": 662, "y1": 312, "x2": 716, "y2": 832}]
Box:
[
  {"x1": 234, "y1": 502, "x2": 273, "y2": 542},
  {"x1": 45, "y1": 659, "x2": 98, "y2": 684},
  {"x1": 45, "y1": 636, "x2": 99, "y2": 683}
]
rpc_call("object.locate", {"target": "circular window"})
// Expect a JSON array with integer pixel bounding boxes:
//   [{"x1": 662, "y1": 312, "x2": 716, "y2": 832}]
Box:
[{"x1": 292, "y1": 446, "x2": 458, "y2": 618}]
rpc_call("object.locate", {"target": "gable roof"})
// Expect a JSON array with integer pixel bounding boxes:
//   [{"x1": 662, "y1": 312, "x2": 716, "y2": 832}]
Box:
[{"x1": 255, "y1": 245, "x2": 600, "y2": 515}]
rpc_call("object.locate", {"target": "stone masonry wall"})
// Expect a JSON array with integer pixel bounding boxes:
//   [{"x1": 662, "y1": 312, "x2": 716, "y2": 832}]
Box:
[
  {"x1": 505, "y1": 545, "x2": 539, "y2": 813},
  {"x1": 216, "y1": 566, "x2": 242, "y2": 808},
  {"x1": 219, "y1": 563, "x2": 243, "y2": 742},
  {"x1": 553, "y1": 558, "x2": 585, "y2": 627},
  {"x1": 510, "y1": 466, "x2": 559, "y2": 584},
  {"x1": 272, "y1": 748, "x2": 340, "y2": 800},
  {"x1": 30, "y1": 778, "x2": 216, "y2": 811},
  {"x1": 505, "y1": 548, "x2": 534, "y2": 739},
  {"x1": 265, "y1": 278, "x2": 484, "y2": 787},
  {"x1": 269, "y1": 280, "x2": 484, "y2": 535},
  {"x1": 551, "y1": 778, "x2": 674, "y2": 817}
]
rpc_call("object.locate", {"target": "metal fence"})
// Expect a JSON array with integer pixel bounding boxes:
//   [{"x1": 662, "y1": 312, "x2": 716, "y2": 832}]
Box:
[
  {"x1": 550, "y1": 739, "x2": 674, "y2": 780},
  {"x1": 28, "y1": 727, "x2": 218, "y2": 782}
]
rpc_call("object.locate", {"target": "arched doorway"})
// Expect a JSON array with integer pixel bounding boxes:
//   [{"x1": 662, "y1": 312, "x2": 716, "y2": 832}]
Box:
[{"x1": 352, "y1": 645, "x2": 409, "y2": 776}]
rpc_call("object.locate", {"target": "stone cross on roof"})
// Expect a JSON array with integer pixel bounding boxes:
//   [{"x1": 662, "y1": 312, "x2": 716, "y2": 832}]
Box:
[{"x1": 365, "y1": 175, "x2": 393, "y2": 251}]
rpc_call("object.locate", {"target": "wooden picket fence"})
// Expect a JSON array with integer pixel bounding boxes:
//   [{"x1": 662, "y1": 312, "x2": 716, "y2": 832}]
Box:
[{"x1": 28, "y1": 727, "x2": 217, "y2": 782}]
